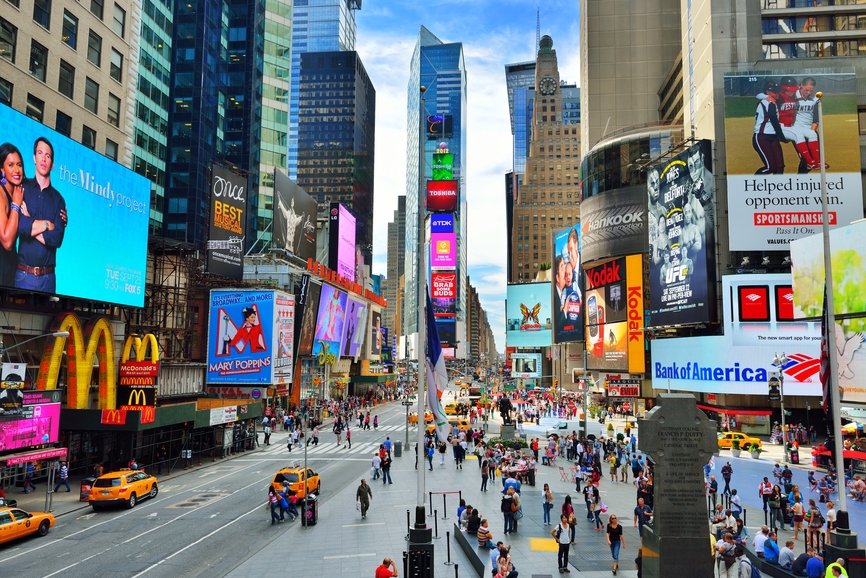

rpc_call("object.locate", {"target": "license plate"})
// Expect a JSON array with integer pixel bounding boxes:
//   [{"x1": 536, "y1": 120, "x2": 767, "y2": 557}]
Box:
[{"x1": 102, "y1": 491, "x2": 111, "y2": 496}]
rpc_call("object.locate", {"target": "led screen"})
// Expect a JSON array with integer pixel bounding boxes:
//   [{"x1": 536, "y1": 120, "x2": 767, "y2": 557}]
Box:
[{"x1": 313, "y1": 284, "x2": 348, "y2": 357}]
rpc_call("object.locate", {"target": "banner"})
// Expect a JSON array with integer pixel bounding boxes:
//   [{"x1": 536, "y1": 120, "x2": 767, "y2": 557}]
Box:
[
  {"x1": 431, "y1": 272, "x2": 456, "y2": 318},
  {"x1": 207, "y1": 165, "x2": 248, "y2": 278},
  {"x1": 118, "y1": 386, "x2": 156, "y2": 408},
  {"x1": 648, "y1": 140, "x2": 716, "y2": 327},
  {"x1": 209, "y1": 406, "x2": 237, "y2": 426},
  {"x1": 506, "y1": 283, "x2": 552, "y2": 347},
  {"x1": 274, "y1": 291, "x2": 295, "y2": 388},
  {"x1": 312, "y1": 284, "x2": 348, "y2": 357},
  {"x1": 1, "y1": 363, "x2": 25, "y2": 389},
  {"x1": 626, "y1": 254, "x2": 646, "y2": 374},
  {"x1": 207, "y1": 290, "x2": 275, "y2": 384},
  {"x1": 723, "y1": 71, "x2": 862, "y2": 250},
  {"x1": 580, "y1": 185, "x2": 648, "y2": 262},
  {"x1": 328, "y1": 203, "x2": 356, "y2": 281},
  {"x1": 340, "y1": 297, "x2": 367, "y2": 358},
  {"x1": 430, "y1": 214, "x2": 454, "y2": 233},
  {"x1": 552, "y1": 224, "x2": 584, "y2": 344},
  {"x1": 273, "y1": 169, "x2": 317, "y2": 261}
]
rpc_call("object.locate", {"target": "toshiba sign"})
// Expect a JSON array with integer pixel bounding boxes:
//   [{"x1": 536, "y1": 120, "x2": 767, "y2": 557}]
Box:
[{"x1": 426, "y1": 180, "x2": 458, "y2": 212}]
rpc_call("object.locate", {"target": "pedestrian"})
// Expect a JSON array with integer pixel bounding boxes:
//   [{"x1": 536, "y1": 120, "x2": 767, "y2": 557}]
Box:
[
  {"x1": 721, "y1": 462, "x2": 733, "y2": 495},
  {"x1": 730, "y1": 488, "x2": 743, "y2": 520},
  {"x1": 372, "y1": 454, "x2": 381, "y2": 480},
  {"x1": 792, "y1": 495, "x2": 805, "y2": 540},
  {"x1": 501, "y1": 487, "x2": 516, "y2": 534},
  {"x1": 384, "y1": 436, "x2": 392, "y2": 458},
  {"x1": 552, "y1": 514, "x2": 572, "y2": 573},
  {"x1": 375, "y1": 558, "x2": 399, "y2": 578},
  {"x1": 633, "y1": 497, "x2": 652, "y2": 539},
  {"x1": 381, "y1": 454, "x2": 393, "y2": 484},
  {"x1": 53, "y1": 462, "x2": 71, "y2": 492},
  {"x1": 263, "y1": 419, "x2": 272, "y2": 445},
  {"x1": 769, "y1": 485, "x2": 784, "y2": 533},
  {"x1": 481, "y1": 453, "x2": 490, "y2": 491},
  {"x1": 708, "y1": 475, "x2": 719, "y2": 508},
  {"x1": 542, "y1": 483, "x2": 554, "y2": 525},
  {"x1": 312, "y1": 426, "x2": 319, "y2": 445},
  {"x1": 714, "y1": 532, "x2": 737, "y2": 578},
  {"x1": 759, "y1": 476, "x2": 773, "y2": 512},
  {"x1": 438, "y1": 440, "x2": 447, "y2": 466},
  {"x1": 346, "y1": 426, "x2": 352, "y2": 449},
  {"x1": 591, "y1": 486, "x2": 603, "y2": 531},
  {"x1": 373, "y1": 415, "x2": 379, "y2": 430},
  {"x1": 477, "y1": 519, "x2": 497, "y2": 549},
  {"x1": 562, "y1": 495, "x2": 576, "y2": 543},
  {"x1": 356, "y1": 478, "x2": 373, "y2": 519},
  {"x1": 267, "y1": 486, "x2": 281, "y2": 525},
  {"x1": 23, "y1": 462, "x2": 35, "y2": 493},
  {"x1": 606, "y1": 513, "x2": 626, "y2": 575},
  {"x1": 156, "y1": 445, "x2": 167, "y2": 475},
  {"x1": 582, "y1": 484, "x2": 593, "y2": 521},
  {"x1": 365, "y1": 414, "x2": 371, "y2": 430},
  {"x1": 620, "y1": 454, "x2": 629, "y2": 484}
]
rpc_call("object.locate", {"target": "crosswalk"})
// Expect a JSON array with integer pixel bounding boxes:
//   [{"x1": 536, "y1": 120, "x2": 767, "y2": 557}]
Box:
[{"x1": 265, "y1": 424, "x2": 420, "y2": 458}]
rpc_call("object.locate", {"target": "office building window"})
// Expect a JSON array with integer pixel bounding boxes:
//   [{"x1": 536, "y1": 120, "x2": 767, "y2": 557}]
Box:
[
  {"x1": 105, "y1": 138, "x2": 118, "y2": 161},
  {"x1": 62, "y1": 10, "x2": 78, "y2": 49},
  {"x1": 26, "y1": 94, "x2": 44, "y2": 123},
  {"x1": 87, "y1": 30, "x2": 101, "y2": 66},
  {"x1": 112, "y1": 4, "x2": 125, "y2": 38},
  {"x1": 33, "y1": 0, "x2": 51, "y2": 29},
  {"x1": 81, "y1": 125, "x2": 96, "y2": 149},
  {"x1": 84, "y1": 77, "x2": 99, "y2": 114},
  {"x1": 107, "y1": 92, "x2": 120, "y2": 126},
  {"x1": 55, "y1": 110, "x2": 72, "y2": 136},
  {"x1": 0, "y1": 78, "x2": 11, "y2": 106},
  {"x1": 0, "y1": 17, "x2": 16, "y2": 63},
  {"x1": 90, "y1": 0, "x2": 103, "y2": 19},
  {"x1": 29, "y1": 40, "x2": 47, "y2": 82},
  {"x1": 110, "y1": 49, "x2": 122, "y2": 82},
  {"x1": 58, "y1": 59, "x2": 74, "y2": 98}
]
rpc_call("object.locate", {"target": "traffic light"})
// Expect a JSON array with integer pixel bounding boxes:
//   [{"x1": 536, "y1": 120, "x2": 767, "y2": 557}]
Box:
[{"x1": 553, "y1": 378, "x2": 559, "y2": 388}]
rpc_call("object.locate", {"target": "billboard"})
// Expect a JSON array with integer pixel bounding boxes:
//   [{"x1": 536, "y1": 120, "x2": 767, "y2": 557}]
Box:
[
  {"x1": 340, "y1": 297, "x2": 368, "y2": 358},
  {"x1": 430, "y1": 233, "x2": 456, "y2": 269},
  {"x1": 436, "y1": 320, "x2": 456, "y2": 346},
  {"x1": 0, "y1": 399, "x2": 60, "y2": 451},
  {"x1": 506, "y1": 283, "x2": 552, "y2": 347},
  {"x1": 426, "y1": 180, "x2": 459, "y2": 212},
  {"x1": 1, "y1": 363, "x2": 25, "y2": 390},
  {"x1": 328, "y1": 203, "x2": 357, "y2": 281},
  {"x1": 430, "y1": 213, "x2": 454, "y2": 233},
  {"x1": 369, "y1": 310, "x2": 382, "y2": 356},
  {"x1": 585, "y1": 258, "x2": 629, "y2": 370},
  {"x1": 723, "y1": 71, "x2": 862, "y2": 250},
  {"x1": 580, "y1": 185, "x2": 648, "y2": 262},
  {"x1": 648, "y1": 140, "x2": 716, "y2": 327},
  {"x1": 512, "y1": 353, "x2": 541, "y2": 378},
  {"x1": 207, "y1": 290, "x2": 275, "y2": 384},
  {"x1": 431, "y1": 272, "x2": 457, "y2": 318},
  {"x1": 207, "y1": 166, "x2": 248, "y2": 279},
  {"x1": 273, "y1": 169, "x2": 317, "y2": 261},
  {"x1": 433, "y1": 153, "x2": 454, "y2": 180},
  {"x1": 426, "y1": 114, "x2": 453, "y2": 139},
  {"x1": 297, "y1": 281, "x2": 321, "y2": 357},
  {"x1": 273, "y1": 291, "x2": 295, "y2": 387},
  {"x1": 625, "y1": 254, "x2": 646, "y2": 374},
  {"x1": 552, "y1": 224, "x2": 584, "y2": 344},
  {"x1": 312, "y1": 284, "x2": 348, "y2": 357},
  {"x1": 0, "y1": 103, "x2": 150, "y2": 306}
]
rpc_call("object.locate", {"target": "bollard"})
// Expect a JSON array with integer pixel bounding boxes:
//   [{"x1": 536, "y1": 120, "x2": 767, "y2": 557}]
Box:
[
  {"x1": 444, "y1": 531, "x2": 455, "y2": 565},
  {"x1": 407, "y1": 509, "x2": 411, "y2": 533},
  {"x1": 442, "y1": 494, "x2": 448, "y2": 519},
  {"x1": 428, "y1": 492, "x2": 434, "y2": 517},
  {"x1": 455, "y1": 563, "x2": 459, "y2": 577},
  {"x1": 433, "y1": 510, "x2": 440, "y2": 539}
]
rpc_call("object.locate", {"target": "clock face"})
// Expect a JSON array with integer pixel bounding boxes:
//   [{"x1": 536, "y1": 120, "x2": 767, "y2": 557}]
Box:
[{"x1": 539, "y1": 76, "x2": 556, "y2": 96}]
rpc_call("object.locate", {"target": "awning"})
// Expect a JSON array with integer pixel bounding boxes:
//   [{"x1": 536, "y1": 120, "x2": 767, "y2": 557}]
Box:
[
  {"x1": 0, "y1": 447, "x2": 68, "y2": 465},
  {"x1": 696, "y1": 404, "x2": 772, "y2": 416},
  {"x1": 351, "y1": 375, "x2": 394, "y2": 383}
]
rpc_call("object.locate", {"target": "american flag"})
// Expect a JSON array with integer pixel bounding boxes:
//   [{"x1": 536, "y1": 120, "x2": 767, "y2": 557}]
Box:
[{"x1": 819, "y1": 286, "x2": 831, "y2": 414}]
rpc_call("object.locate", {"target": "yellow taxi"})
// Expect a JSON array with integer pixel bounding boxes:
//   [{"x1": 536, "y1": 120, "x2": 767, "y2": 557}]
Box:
[
  {"x1": 271, "y1": 464, "x2": 320, "y2": 498},
  {"x1": 0, "y1": 506, "x2": 55, "y2": 544},
  {"x1": 428, "y1": 418, "x2": 471, "y2": 435},
  {"x1": 408, "y1": 411, "x2": 434, "y2": 424},
  {"x1": 89, "y1": 469, "x2": 159, "y2": 510},
  {"x1": 717, "y1": 432, "x2": 763, "y2": 449},
  {"x1": 444, "y1": 402, "x2": 459, "y2": 415}
]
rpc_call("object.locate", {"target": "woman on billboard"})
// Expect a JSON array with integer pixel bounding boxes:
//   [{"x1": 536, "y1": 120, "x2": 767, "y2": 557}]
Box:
[
  {"x1": 227, "y1": 306, "x2": 267, "y2": 352},
  {"x1": 0, "y1": 143, "x2": 24, "y2": 286},
  {"x1": 321, "y1": 288, "x2": 345, "y2": 341}
]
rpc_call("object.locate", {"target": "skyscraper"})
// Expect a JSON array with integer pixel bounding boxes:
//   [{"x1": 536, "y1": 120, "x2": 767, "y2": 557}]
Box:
[{"x1": 383, "y1": 195, "x2": 406, "y2": 335}]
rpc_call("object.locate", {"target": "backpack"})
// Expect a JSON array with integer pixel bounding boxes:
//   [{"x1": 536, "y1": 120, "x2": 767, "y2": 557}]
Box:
[
  {"x1": 740, "y1": 559, "x2": 761, "y2": 578},
  {"x1": 501, "y1": 497, "x2": 511, "y2": 513}
]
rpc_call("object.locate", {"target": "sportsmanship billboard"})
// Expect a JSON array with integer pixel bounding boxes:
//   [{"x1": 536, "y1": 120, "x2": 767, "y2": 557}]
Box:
[
  {"x1": 273, "y1": 169, "x2": 318, "y2": 261},
  {"x1": 0, "y1": 102, "x2": 149, "y2": 306},
  {"x1": 207, "y1": 166, "x2": 248, "y2": 279},
  {"x1": 580, "y1": 185, "x2": 648, "y2": 262},
  {"x1": 648, "y1": 140, "x2": 716, "y2": 327},
  {"x1": 341, "y1": 297, "x2": 368, "y2": 358},
  {"x1": 512, "y1": 353, "x2": 541, "y2": 378},
  {"x1": 506, "y1": 282, "x2": 552, "y2": 347},
  {"x1": 273, "y1": 291, "x2": 295, "y2": 387},
  {"x1": 723, "y1": 71, "x2": 862, "y2": 250},
  {"x1": 433, "y1": 153, "x2": 453, "y2": 180},
  {"x1": 431, "y1": 272, "x2": 457, "y2": 318},
  {"x1": 430, "y1": 233, "x2": 456, "y2": 269},
  {"x1": 312, "y1": 284, "x2": 348, "y2": 357},
  {"x1": 552, "y1": 224, "x2": 584, "y2": 344},
  {"x1": 328, "y1": 202, "x2": 357, "y2": 281},
  {"x1": 207, "y1": 290, "x2": 276, "y2": 384},
  {"x1": 426, "y1": 180, "x2": 459, "y2": 212}
]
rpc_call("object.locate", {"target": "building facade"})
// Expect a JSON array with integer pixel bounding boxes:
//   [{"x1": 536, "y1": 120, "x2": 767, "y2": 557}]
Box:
[{"x1": 383, "y1": 195, "x2": 406, "y2": 336}]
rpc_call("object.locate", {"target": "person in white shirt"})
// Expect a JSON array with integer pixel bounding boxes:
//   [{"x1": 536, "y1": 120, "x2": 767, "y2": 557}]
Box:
[
  {"x1": 551, "y1": 514, "x2": 573, "y2": 573},
  {"x1": 372, "y1": 454, "x2": 382, "y2": 480},
  {"x1": 752, "y1": 526, "x2": 770, "y2": 558}
]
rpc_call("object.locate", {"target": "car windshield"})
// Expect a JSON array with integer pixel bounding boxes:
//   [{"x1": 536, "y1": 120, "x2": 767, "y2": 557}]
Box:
[{"x1": 94, "y1": 478, "x2": 122, "y2": 488}]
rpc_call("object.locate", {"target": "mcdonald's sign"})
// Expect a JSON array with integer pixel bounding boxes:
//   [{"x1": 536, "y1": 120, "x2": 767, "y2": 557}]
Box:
[
  {"x1": 140, "y1": 405, "x2": 155, "y2": 424},
  {"x1": 119, "y1": 334, "x2": 159, "y2": 388},
  {"x1": 37, "y1": 313, "x2": 117, "y2": 409},
  {"x1": 101, "y1": 408, "x2": 127, "y2": 425},
  {"x1": 118, "y1": 387, "x2": 156, "y2": 409}
]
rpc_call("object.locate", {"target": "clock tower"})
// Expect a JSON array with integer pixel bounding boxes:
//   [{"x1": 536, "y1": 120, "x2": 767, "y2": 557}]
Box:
[{"x1": 509, "y1": 35, "x2": 581, "y2": 283}]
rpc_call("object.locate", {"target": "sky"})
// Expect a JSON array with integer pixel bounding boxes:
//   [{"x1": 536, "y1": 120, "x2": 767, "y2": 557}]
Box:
[{"x1": 356, "y1": 0, "x2": 581, "y2": 356}]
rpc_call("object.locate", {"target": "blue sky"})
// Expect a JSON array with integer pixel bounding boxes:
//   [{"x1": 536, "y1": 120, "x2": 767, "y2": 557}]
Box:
[{"x1": 356, "y1": 1, "x2": 581, "y2": 355}]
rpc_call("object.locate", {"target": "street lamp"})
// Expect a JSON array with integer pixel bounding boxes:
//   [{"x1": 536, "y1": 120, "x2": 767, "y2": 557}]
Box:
[
  {"x1": 0, "y1": 331, "x2": 70, "y2": 360},
  {"x1": 772, "y1": 352, "x2": 788, "y2": 464}
]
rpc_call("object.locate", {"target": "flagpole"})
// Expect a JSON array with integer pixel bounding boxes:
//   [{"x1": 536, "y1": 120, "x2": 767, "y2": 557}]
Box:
[{"x1": 816, "y1": 93, "x2": 846, "y2": 515}]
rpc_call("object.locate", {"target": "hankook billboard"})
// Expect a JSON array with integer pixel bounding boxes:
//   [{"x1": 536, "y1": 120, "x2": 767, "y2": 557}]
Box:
[{"x1": 580, "y1": 185, "x2": 648, "y2": 262}]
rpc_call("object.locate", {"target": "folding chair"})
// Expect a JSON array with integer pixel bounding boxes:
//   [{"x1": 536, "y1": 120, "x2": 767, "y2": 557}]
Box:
[
  {"x1": 559, "y1": 466, "x2": 570, "y2": 482},
  {"x1": 569, "y1": 465, "x2": 579, "y2": 483}
]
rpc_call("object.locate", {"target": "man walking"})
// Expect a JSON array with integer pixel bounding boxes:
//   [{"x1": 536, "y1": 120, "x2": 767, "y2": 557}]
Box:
[
  {"x1": 721, "y1": 462, "x2": 733, "y2": 495},
  {"x1": 384, "y1": 436, "x2": 392, "y2": 459},
  {"x1": 759, "y1": 477, "x2": 774, "y2": 512},
  {"x1": 381, "y1": 454, "x2": 393, "y2": 484},
  {"x1": 356, "y1": 479, "x2": 372, "y2": 519},
  {"x1": 263, "y1": 418, "x2": 272, "y2": 445},
  {"x1": 346, "y1": 426, "x2": 352, "y2": 449},
  {"x1": 633, "y1": 497, "x2": 653, "y2": 539},
  {"x1": 53, "y1": 462, "x2": 70, "y2": 492}
]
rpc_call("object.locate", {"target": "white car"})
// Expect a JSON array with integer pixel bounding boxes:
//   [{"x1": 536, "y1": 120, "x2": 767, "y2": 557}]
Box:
[{"x1": 546, "y1": 419, "x2": 604, "y2": 439}]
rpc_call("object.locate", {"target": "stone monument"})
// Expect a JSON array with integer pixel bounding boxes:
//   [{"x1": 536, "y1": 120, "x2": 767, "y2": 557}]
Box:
[{"x1": 638, "y1": 394, "x2": 718, "y2": 578}]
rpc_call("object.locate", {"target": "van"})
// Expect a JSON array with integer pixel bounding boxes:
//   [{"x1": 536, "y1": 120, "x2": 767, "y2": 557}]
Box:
[{"x1": 546, "y1": 419, "x2": 605, "y2": 440}]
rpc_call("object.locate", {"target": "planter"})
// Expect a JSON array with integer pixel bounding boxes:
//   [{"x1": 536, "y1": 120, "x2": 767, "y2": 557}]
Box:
[
  {"x1": 731, "y1": 449, "x2": 742, "y2": 458},
  {"x1": 750, "y1": 451, "x2": 761, "y2": 460}
]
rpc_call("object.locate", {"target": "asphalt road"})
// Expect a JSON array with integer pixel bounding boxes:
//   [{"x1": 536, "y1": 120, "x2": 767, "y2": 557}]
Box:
[{"x1": 0, "y1": 401, "x2": 409, "y2": 578}]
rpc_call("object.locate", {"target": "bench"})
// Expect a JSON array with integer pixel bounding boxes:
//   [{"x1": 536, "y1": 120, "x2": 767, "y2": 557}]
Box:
[
  {"x1": 452, "y1": 523, "x2": 491, "y2": 577},
  {"x1": 742, "y1": 544, "x2": 798, "y2": 578}
]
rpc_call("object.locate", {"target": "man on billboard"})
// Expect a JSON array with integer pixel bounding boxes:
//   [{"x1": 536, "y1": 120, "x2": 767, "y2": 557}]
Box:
[
  {"x1": 16, "y1": 137, "x2": 66, "y2": 293},
  {"x1": 554, "y1": 254, "x2": 571, "y2": 332},
  {"x1": 277, "y1": 196, "x2": 304, "y2": 254},
  {"x1": 752, "y1": 82, "x2": 787, "y2": 175}
]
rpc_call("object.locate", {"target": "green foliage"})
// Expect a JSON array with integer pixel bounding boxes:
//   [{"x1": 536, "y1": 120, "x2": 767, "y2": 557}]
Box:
[
  {"x1": 607, "y1": 422, "x2": 615, "y2": 432},
  {"x1": 487, "y1": 436, "x2": 529, "y2": 449},
  {"x1": 731, "y1": 439, "x2": 741, "y2": 450},
  {"x1": 616, "y1": 433, "x2": 625, "y2": 442}
]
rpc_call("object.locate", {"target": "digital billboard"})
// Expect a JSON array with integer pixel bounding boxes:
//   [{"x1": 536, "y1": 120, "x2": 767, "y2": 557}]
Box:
[
  {"x1": 426, "y1": 114, "x2": 453, "y2": 139},
  {"x1": 580, "y1": 186, "x2": 648, "y2": 262},
  {"x1": 426, "y1": 180, "x2": 459, "y2": 212},
  {"x1": 273, "y1": 169, "x2": 318, "y2": 261},
  {"x1": 0, "y1": 395, "x2": 60, "y2": 451},
  {"x1": 0, "y1": 103, "x2": 149, "y2": 306},
  {"x1": 369, "y1": 310, "x2": 382, "y2": 356},
  {"x1": 207, "y1": 165, "x2": 247, "y2": 279},
  {"x1": 430, "y1": 213, "x2": 454, "y2": 233},
  {"x1": 328, "y1": 202, "x2": 356, "y2": 281},
  {"x1": 586, "y1": 321, "x2": 629, "y2": 371},
  {"x1": 274, "y1": 291, "x2": 295, "y2": 388},
  {"x1": 512, "y1": 353, "x2": 542, "y2": 378},
  {"x1": 431, "y1": 272, "x2": 456, "y2": 318},
  {"x1": 585, "y1": 258, "x2": 629, "y2": 371},
  {"x1": 436, "y1": 320, "x2": 456, "y2": 347},
  {"x1": 723, "y1": 71, "x2": 862, "y2": 250},
  {"x1": 430, "y1": 233, "x2": 456, "y2": 269},
  {"x1": 625, "y1": 254, "x2": 646, "y2": 374},
  {"x1": 433, "y1": 153, "x2": 454, "y2": 180},
  {"x1": 207, "y1": 290, "x2": 275, "y2": 384},
  {"x1": 341, "y1": 297, "x2": 368, "y2": 358},
  {"x1": 506, "y1": 283, "x2": 552, "y2": 347},
  {"x1": 552, "y1": 224, "x2": 584, "y2": 344},
  {"x1": 296, "y1": 280, "x2": 321, "y2": 357},
  {"x1": 312, "y1": 284, "x2": 348, "y2": 357},
  {"x1": 648, "y1": 140, "x2": 716, "y2": 328}
]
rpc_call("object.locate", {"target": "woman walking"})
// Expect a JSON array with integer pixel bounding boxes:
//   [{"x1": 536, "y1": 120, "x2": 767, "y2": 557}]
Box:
[
  {"x1": 481, "y1": 454, "x2": 490, "y2": 491},
  {"x1": 591, "y1": 486, "x2": 603, "y2": 530},
  {"x1": 806, "y1": 498, "x2": 824, "y2": 548},
  {"x1": 552, "y1": 514, "x2": 572, "y2": 574},
  {"x1": 606, "y1": 513, "x2": 626, "y2": 575},
  {"x1": 542, "y1": 483, "x2": 554, "y2": 525},
  {"x1": 267, "y1": 487, "x2": 281, "y2": 525},
  {"x1": 791, "y1": 495, "x2": 804, "y2": 540},
  {"x1": 769, "y1": 485, "x2": 784, "y2": 533},
  {"x1": 562, "y1": 495, "x2": 576, "y2": 543}
]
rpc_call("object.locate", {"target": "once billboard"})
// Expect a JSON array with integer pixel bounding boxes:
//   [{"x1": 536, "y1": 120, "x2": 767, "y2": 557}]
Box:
[
  {"x1": 648, "y1": 140, "x2": 716, "y2": 327},
  {"x1": 312, "y1": 284, "x2": 348, "y2": 357},
  {"x1": 512, "y1": 353, "x2": 542, "y2": 378},
  {"x1": 426, "y1": 180, "x2": 459, "y2": 212},
  {"x1": 552, "y1": 224, "x2": 584, "y2": 344},
  {"x1": 580, "y1": 185, "x2": 648, "y2": 262},
  {"x1": 723, "y1": 71, "x2": 862, "y2": 250},
  {"x1": 506, "y1": 283, "x2": 552, "y2": 347},
  {"x1": 433, "y1": 153, "x2": 453, "y2": 181},
  {"x1": 207, "y1": 166, "x2": 248, "y2": 279},
  {"x1": 0, "y1": 104, "x2": 150, "y2": 305},
  {"x1": 328, "y1": 203, "x2": 357, "y2": 281},
  {"x1": 207, "y1": 290, "x2": 275, "y2": 384},
  {"x1": 273, "y1": 169, "x2": 317, "y2": 261},
  {"x1": 431, "y1": 272, "x2": 457, "y2": 318},
  {"x1": 430, "y1": 232, "x2": 456, "y2": 269}
]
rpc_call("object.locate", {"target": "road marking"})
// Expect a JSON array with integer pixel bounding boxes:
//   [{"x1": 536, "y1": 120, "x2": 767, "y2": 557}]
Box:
[
  {"x1": 324, "y1": 553, "x2": 376, "y2": 559},
  {"x1": 342, "y1": 522, "x2": 384, "y2": 527}
]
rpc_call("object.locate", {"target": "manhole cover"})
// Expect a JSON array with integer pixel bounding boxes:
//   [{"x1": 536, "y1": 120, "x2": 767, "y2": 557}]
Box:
[{"x1": 167, "y1": 492, "x2": 229, "y2": 509}]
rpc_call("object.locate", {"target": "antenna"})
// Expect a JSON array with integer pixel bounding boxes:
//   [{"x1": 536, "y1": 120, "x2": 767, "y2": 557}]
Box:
[{"x1": 536, "y1": 9, "x2": 540, "y2": 54}]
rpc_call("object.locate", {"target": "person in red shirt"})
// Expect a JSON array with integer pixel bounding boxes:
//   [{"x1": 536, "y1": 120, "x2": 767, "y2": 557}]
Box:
[
  {"x1": 228, "y1": 306, "x2": 266, "y2": 352},
  {"x1": 375, "y1": 558, "x2": 398, "y2": 578}
]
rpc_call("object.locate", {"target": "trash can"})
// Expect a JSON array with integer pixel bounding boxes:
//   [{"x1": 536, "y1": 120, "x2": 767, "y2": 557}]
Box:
[
  {"x1": 80, "y1": 477, "x2": 96, "y2": 502},
  {"x1": 301, "y1": 494, "x2": 318, "y2": 526},
  {"x1": 394, "y1": 441, "x2": 402, "y2": 457},
  {"x1": 789, "y1": 449, "x2": 800, "y2": 465}
]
